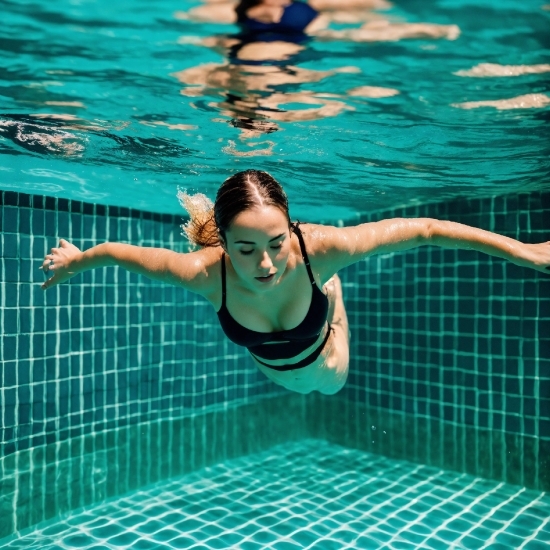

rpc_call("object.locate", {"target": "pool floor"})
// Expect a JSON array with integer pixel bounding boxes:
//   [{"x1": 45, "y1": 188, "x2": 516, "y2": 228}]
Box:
[{"x1": 2, "y1": 439, "x2": 549, "y2": 549}]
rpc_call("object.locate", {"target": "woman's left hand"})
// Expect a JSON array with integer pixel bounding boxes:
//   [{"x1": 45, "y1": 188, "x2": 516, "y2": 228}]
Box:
[
  {"x1": 41, "y1": 239, "x2": 82, "y2": 289},
  {"x1": 512, "y1": 241, "x2": 550, "y2": 273}
]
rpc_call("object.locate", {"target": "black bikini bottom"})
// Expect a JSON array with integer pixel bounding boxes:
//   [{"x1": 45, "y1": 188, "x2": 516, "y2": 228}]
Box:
[{"x1": 250, "y1": 325, "x2": 333, "y2": 372}]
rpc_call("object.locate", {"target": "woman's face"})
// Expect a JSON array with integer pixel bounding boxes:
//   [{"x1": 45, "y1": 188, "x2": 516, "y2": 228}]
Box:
[{"x1": 225, "y1": 205, "x2": 291, "y2": 291}]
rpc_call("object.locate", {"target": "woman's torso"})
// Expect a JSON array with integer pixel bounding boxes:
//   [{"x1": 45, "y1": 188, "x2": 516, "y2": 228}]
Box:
[
  {"x1": 193, "y1": 223, "x2": 344, "y2": 393},
  {"x1": 204, "y1": 224, "x2": 331, "y2": 366}
]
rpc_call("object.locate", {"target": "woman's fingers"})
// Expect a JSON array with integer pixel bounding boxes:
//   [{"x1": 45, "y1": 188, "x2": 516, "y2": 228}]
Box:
[
  {"x1": 41, "y1": 274, "x2": 57, "y2": 290},
  {"x1": 42, "y1": 253, "x2": 54, "y2": 271},
  {"x1": 42, "y1": 268, "x2": 66, "y2": 290},
  {"x1": 40, "y1": 239, "x2": 77, "y2": 290}
]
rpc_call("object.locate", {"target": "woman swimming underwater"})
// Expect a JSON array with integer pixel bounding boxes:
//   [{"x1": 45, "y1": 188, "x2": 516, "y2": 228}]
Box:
[{"x1": 41, "y1": 170, "x2": 550, "y2": 395}]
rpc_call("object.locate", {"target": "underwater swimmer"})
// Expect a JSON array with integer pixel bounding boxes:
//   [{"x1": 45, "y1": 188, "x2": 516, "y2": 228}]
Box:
[{"x1": 42, "y1": 170, "x2": 550, "y2": 395}]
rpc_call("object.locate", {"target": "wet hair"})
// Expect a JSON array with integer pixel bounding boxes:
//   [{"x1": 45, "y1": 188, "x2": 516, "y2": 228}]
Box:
[
  {"x1": 235, "y1": 0, "x2": 263, "y2": 22},
  {"x1": 179, "y1": 169, "x2": 291, "y2": 249}
]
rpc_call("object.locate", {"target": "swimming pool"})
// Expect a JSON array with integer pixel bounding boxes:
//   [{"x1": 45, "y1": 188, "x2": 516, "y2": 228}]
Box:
[
  {"x1": 1, "y1": 0, "x2": 549, "y2": 219},
  {"x1": 1, "y1": 0, "x2": 550, "y2": 548},
  {"x1": 3, "y1": 440, "x2": 550, "y2": 549}
]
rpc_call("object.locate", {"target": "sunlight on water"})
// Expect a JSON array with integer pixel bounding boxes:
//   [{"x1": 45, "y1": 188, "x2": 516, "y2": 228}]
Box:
[{"x1": 1, "y1": 0, "x2": 549, "y2": 221}]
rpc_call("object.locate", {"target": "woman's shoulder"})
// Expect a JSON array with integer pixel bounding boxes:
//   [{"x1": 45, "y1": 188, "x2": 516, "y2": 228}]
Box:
[
  {"x1": 294, "y1": 222, "x2": 336, "y2": 254},
  {"x1": 182, "y1": 245, "x2": 224, "y2": 303},
  {"x1": 299, "y1": 223, "x2": 340, "y2": 259},
  {"x1": 294, "y1": 222, "x2": 348, "y2": 281},
  {"x1": 191, "y1": 245, "x2": 224, "y2": 272},
  {"x1": 179, "y1": 245, "x2": 224, "y2": 286},
  {"x1": 299, "y1": 220, "x2": 384, "y2": 259}
]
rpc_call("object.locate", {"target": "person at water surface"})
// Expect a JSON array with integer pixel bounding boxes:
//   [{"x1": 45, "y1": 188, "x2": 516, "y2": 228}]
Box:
[
  {"x1": 173, "y1": 0, "x2": 458, "y2": 137},
  {"x1": 179, "y1": 0, "x2": 391, "y2": 27},
  {"x1": 177, "y1": 0, "x2": 459, "y2": 40},
  {"x1": 41, "y1": 170, "x2": 550, "y2": 396},
  {"x1": 234, "y1": 0, "x2": 322, "y2": 33}
]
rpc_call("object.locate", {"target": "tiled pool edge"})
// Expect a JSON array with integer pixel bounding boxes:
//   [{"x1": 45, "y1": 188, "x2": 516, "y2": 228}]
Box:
[
  {"x1": 305, "y1": 394, "x2": 549, "y2": 492},
  {"x1": 2, "y1": 187, "x2": 549, "y2": 538},
  {"x1": 0, "y1": 394, "x2": 306, "y2": 539},
  {"x1": 0, "y1": 189, "x2": 285, "y2": 458},
  {"x1": 337, "y1": 188, "x2": 549, "y2": 493},
  {"x1": 2, "y1": 391, "x2": 547, "y2": 542}
]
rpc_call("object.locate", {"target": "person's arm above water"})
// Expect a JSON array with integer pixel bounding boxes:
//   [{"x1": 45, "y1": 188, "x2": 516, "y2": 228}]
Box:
[
  {"x1": 40, "y1": 239, "x2": 218, "y2": 295},
  {"x1": 174, "y1": 1, "x2": 237, "y2": 24},
  {"x1": 308, "y1": 218, "x2": 550, "y2": 280}
]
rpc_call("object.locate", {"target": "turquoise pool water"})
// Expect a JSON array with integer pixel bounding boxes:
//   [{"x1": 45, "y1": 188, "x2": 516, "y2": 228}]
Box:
[
  {"x1": 2, "y1": 1, "x2": 549, "y2": 547},
  {"x1": 1, "y1": 0, "x2": 549, "y2": 221},
  {"x1": 2, "y1": 440, "x2": 549, "y2": 549}
]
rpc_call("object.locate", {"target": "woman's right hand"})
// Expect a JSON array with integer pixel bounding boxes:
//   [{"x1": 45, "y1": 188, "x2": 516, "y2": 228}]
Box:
[{"x1": 41, "y1": 239, "x2": 82, "y2": 290}]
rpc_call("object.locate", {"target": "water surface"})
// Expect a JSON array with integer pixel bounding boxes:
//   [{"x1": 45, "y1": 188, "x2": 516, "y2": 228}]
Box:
[{"x1": 1, "y1": 0, "x2": 549, "y2": 221}]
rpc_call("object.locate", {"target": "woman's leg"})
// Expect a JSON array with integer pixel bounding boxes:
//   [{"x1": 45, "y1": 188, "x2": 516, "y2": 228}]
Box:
[{"x1": 320, "y1": 274, "x2": 350, "y2": 394}]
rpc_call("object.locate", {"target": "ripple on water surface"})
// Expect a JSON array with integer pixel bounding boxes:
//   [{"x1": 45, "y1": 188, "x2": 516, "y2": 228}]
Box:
[
  {"x1": 1, "y1": 440, "x2": 549, "y2": 549},
  {"x1": 1, "y1": 0, "x2": 550, "y2": 219}
]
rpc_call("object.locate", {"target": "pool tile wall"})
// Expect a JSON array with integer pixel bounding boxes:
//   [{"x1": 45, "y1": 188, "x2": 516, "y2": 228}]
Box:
[
  {"x1": 0, "y1": 191, "x2": 285, "y2": 460},
  {"x1": 1, "y1": 188, "x2": 549, "y2": 538},
  {"x1": 0, "y1": 394, "x2": 306, "y2": 538},
  {"x1": 328, "y1": 190, "x2": 549, "y2": 490}
]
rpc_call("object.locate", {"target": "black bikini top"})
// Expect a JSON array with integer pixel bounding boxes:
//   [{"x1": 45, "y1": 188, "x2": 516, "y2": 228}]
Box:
[{"x1": 216, "y1": 225, "x2": 329, "y2": 360}]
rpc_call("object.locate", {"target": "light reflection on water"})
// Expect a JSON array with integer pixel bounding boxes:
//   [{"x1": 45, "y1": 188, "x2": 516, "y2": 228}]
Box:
[{"x1": 1, "y1": 0, "x2": 549, "y2": 220}]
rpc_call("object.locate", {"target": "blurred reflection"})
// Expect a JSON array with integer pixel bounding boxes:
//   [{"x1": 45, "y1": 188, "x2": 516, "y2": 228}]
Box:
[
  {"x1": 172, "y1": 57, "x2": 359, "y2": 140},
  {"x1": 316, "y1": 20, "x2": 459, "y2": 41},
  {"x1": 175, "y1": 0, "x2": 392, "y2": 26},
  {"x1": 0, "y1": 113, "x2": 193, "y2": 163},
  {"x1": 452, "y1": 94, "x2": 550, "y2": 110},
  {"x1": 454, "y1": 63, "x2": 550, "y2": 77},
  {"x1": 0, "y1": 114, "x2": 91, "y2": 157},
  {"x1": 175, "y1": 0, "x2": 459, "y2": 39},
  {"x1": 172, "y1": 0, "x2": 460, "y2": 148},
  {"x1": 222, "y1": 138, "x2": 275, "y2": 155}
]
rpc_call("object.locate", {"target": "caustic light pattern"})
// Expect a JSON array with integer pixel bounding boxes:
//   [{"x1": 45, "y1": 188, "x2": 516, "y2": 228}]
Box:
[{"x1": 2, "y1": 440, "x2": 549, "y2": 550}]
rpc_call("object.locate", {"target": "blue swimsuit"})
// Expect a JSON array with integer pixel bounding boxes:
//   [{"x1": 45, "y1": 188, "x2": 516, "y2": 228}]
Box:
[
  {"x1": 229, "y1": 2, "x2": 319, "y2": 66},
  {"x1": 240, "y1": 2, "x2": 319, "y2": 35}
]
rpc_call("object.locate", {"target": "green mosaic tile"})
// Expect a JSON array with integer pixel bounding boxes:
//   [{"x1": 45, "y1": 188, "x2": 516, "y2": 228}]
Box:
[
  {"x1": 0, "y1": 395, "x2": 306, "y2": 539},
  {"x1": 306, "y1": 396, "x2": 548, "y2": 492},
  {"x1": 538, "y1": 439, "x2": 550, "y2": 490},
  {"x1": 3, "y1": 441, "x2": 549, "y2": 550},
  {"x1": 1, "y1": 188, "x2": 548, "y2": 541}
]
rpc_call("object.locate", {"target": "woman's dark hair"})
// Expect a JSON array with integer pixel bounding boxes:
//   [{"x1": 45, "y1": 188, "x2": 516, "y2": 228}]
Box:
[
  {"x1": 235, "y1": 0, "x2": 263, "y2": 22},
  {"x1": 179, "y1": 170, "x2": 291, "y2": 248}
]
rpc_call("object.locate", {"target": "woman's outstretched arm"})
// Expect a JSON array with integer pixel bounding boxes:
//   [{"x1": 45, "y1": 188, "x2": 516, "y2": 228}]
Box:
[
  {"x1": 41, "y1": 239, "x2": 218, "y2": 295},
  {"x1": 309, "y1": 218, "x2": 550, "y2": 280}
]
